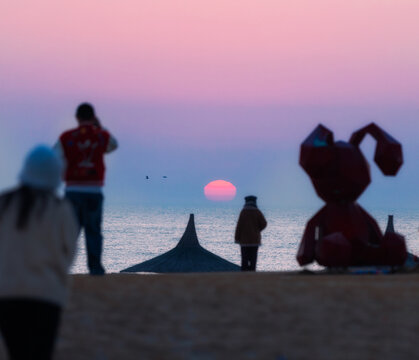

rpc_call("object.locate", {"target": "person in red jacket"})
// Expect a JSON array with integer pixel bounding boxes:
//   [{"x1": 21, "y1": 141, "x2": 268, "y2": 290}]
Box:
[
  {"x1": 55, "y1": 103, "x2": 118, "y2": 275},
  {"x1": 235, "y1": 196, "x2": 267, "y2": 271}
]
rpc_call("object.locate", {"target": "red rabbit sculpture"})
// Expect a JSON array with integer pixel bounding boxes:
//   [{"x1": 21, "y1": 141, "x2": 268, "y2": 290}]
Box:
[{"x1": 297, "y1": 123, "x2": 407, "y2": 267}]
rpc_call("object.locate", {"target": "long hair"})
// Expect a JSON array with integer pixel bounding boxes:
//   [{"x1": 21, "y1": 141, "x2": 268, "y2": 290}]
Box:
[{"x1": 0, "y1": 186, "x2": 58, "y2": 230}]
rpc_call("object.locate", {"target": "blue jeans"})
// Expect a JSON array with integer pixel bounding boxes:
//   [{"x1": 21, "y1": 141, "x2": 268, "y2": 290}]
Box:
[{"x1": 65, "y1": 191, "x2": 105, "y2": 275}]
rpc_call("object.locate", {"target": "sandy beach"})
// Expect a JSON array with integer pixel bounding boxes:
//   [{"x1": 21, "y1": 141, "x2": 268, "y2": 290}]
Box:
[{"x1": 1, "y1": 272, "x2": 417, "y2": 360}]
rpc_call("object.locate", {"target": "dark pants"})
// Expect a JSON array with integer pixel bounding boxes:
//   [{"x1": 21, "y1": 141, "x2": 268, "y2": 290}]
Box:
[
  {"x1": 66, "y1": 191, "x2": 105, "y2": 275},
  {"x1": 0, "y1": 299, "x2": 61, "y2": 360},
  {"x1": 240, "y1": 246, "x2": 259, "y2": 271}
]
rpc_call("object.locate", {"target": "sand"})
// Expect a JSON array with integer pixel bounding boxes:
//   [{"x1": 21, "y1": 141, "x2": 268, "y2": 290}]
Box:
[{"x1": 2, "y1": 272, "x2": 419, "y2": 360}]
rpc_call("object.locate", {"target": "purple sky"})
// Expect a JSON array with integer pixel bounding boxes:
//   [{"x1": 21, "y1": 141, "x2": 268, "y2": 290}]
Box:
[{"x1": 0, "y1": 1, "x2": 418, "y2": 209}]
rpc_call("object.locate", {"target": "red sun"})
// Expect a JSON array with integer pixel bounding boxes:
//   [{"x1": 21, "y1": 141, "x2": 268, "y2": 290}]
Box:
[{"x1": 204, "y1": 180, "x2": 237, "y2": 201}]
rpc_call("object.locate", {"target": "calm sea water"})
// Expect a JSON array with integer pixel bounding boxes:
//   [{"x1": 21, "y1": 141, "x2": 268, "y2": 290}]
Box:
[{"x1": 70, "y1": 205, "x2": 419, "y2": 274}]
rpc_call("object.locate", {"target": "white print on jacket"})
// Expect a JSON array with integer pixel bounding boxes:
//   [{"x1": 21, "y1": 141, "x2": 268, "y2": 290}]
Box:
[{"x1": 77, "y1": 140, "x2": 99, "y2": 168}]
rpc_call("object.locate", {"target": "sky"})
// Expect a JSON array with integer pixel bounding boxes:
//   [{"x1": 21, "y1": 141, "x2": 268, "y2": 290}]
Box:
[{"x1": 0, "y1": 0, "x2": 419, "y2": 210}]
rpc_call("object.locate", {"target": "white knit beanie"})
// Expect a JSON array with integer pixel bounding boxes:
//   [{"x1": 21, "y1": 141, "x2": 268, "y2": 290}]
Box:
[{"x1": 19, "y1": 145, "x2": 63, "y2": 190}]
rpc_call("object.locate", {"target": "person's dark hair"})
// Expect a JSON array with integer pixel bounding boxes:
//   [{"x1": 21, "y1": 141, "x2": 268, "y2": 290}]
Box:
[
  {"x1": 76, "y1": 103, "x2": 95, "y2": 121},
  {"x1": 0, "y1": 186, "x2": 58, "y2": 230}
]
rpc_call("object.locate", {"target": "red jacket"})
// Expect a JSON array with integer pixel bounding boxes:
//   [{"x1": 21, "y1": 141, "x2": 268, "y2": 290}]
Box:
[{"x1": 59, "y1": 124, "x2": 111, "y2": 186}]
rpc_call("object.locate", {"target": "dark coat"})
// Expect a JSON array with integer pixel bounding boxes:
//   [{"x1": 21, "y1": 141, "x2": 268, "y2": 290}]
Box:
[{"x1": 235, "y1": 206, "x2": 267, "y2": 245}]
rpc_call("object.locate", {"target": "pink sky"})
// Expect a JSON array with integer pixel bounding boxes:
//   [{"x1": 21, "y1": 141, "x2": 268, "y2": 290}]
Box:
[
  {"x1": 1, "y1": 0, "x2": 419, "y2": 105},
  {"x1": 1, "y1": 1, "x2": 419, "y2": 207}
]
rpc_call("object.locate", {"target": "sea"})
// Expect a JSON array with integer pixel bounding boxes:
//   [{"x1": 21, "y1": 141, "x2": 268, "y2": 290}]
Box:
[{"x1": 70, "y1": 205, "x2": 419, "y2": 274}]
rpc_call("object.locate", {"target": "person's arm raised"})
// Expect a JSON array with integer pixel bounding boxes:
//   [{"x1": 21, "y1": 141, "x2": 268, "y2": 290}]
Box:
[
  {"x1": 95, "y1": 117, "x2": 118, "y2": 153},
  {"x1": 106, "y1": 134, "x2": 118, "y2": 153}
]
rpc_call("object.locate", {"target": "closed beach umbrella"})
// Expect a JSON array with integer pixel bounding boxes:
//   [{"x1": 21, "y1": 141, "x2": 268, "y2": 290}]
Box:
[{"x1": 121, "y1": 214, "x2": 240, "y2": 273}]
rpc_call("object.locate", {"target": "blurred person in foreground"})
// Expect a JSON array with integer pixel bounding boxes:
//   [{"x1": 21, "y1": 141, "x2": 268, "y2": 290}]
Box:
[
  {"x1": 235, "y1": 196, "x2": 267, "y2": 271},
  {"x1": 55, "y1": 103, "x2": 118, "y2": 275},
  {"x1": 0, "y1": 145, "x2": 78, "y2": 360}
]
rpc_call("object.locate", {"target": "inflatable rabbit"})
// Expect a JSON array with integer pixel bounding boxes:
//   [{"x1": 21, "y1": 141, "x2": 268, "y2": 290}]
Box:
[{"x1": 297, "y1": 123, "x2": 407, "y2": 267}]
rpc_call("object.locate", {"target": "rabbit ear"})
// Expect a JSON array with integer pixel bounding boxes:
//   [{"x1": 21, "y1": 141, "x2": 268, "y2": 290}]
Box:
[
  {"x1": 302, "y1": 124, "x2": 334, "y2": 147},
  {"x1": 300, "y1": 124, "x2": 335, "y2": 177},
  {"x1": 349, "y1": 123, "x2": 403, "y2": 175}
]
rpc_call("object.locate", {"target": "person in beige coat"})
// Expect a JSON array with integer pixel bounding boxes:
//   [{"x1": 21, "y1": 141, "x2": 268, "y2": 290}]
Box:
[
  {"x1": 235, "y1": 196, "x2": 267, "y2": 271},
  {"x1": 0, "y1": 145, "x2": 78, "y2": 360}
]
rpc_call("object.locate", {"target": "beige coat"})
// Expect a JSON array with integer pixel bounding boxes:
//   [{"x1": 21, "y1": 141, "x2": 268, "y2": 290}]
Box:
[
  {"x1": 235, "y1": 206, "x2": 267, "y2": 245},
  {"x1": 0, "y1": 193, "x2": 78, "y2": 306}
]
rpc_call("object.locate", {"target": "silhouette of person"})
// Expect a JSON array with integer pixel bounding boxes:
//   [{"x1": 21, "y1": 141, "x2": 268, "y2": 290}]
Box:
[
  {"x1": 235, "y1": 196, "x2": 267, "y2": 271},
  {"x1": 55, "y1": 103, "x2": 118, "y2": 275},
  {"x1": 0, "y1": 145, "x2": 78, "y2": 360}
]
